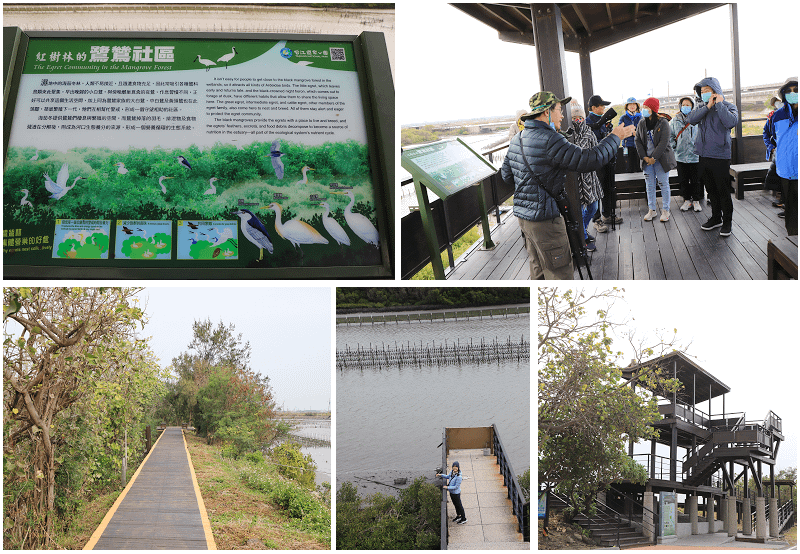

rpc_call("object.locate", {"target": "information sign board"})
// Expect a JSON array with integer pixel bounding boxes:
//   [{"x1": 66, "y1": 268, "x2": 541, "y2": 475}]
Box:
[
  {"x1": 660, "y1": 492, "x2": 677, "y2": 538},
  {"x1": 401, "y1": 138, "x2": 497, "y2": 199},
  {"x1": 3, "y1": 30, "x2": 392, "y2": 277}
]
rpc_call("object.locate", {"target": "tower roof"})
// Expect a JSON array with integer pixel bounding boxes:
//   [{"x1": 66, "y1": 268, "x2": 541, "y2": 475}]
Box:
[{"x1": 621, "y1": 351, "x2": 730, "y2": 405}]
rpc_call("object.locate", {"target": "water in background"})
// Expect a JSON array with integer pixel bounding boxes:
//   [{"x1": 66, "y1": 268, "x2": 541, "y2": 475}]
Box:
[
  {"x1": 336, "y1": 312, "x2": 530, "y2": 490},
  {"x1": 284, "y1": 420, "x2": 331, "y2": 486}
]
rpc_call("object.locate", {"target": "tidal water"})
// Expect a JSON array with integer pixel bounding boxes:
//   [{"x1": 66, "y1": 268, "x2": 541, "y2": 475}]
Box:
[
  {"x1": 336, "y1": 312, "x2": 530, "y2": 492},
  {"x1": 287, "y1": 420, "x2": 331, "y2": 486}
]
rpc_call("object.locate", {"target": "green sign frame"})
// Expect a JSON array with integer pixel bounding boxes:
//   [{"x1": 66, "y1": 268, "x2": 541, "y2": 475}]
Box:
[
  {"x1": 401, "y1": 138, "x2": 498, "y2": 280},
  {"x1": 3, "y1": 28, "x2": 394, "y2": 279}
]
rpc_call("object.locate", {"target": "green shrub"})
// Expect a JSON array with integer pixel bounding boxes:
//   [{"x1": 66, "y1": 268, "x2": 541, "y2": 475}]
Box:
[
  {"x1": 269, "y1": 442, "x2": 316, "y2": 488},
  {"x1": 336, "y1": 476, "x2": 440, "y2": 550},
  {"x1": 244, "y1": 451, "x2": 265, "y2": 465}
]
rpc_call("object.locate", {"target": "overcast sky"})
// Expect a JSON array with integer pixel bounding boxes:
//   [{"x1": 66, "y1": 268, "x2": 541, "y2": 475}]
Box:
[
  {"x1": 398, "y1": 2, "x2": 798, "y2": 124},
  {"x1": 137, "y1": 287, "x2": 331, "y2": 412},
  {"x1": 541, "y1": 283, "x2": 797, "y2": 475}
]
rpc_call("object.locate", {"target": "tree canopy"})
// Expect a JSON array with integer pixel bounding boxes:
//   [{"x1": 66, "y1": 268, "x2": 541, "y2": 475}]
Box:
[
  {"x1": 3, "y1": 287, "x2": 166, "y2": 548},
  {"x1": 157, "y1": 318, "x2": 278, "y2": 456},
  {"x1": 538, "y1": 287, "x2": 684, "y2": 512}
]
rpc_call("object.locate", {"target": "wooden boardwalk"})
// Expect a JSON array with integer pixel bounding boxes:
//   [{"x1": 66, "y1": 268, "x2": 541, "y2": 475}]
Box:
[
  {"x1": 85, "y1": 427, "x2": 215, "y2": 550},
  {"x1": 446, "y1": 190, "x2": 788, "y2": 280},
  {"x1": 445, "y1": 448, "x2": 528, "y2": 550}
]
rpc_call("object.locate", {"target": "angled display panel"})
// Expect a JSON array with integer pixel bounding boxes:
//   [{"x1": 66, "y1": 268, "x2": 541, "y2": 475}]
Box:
[{"x1": 3, "y1": 29, "x2": 393, "y2": 278}]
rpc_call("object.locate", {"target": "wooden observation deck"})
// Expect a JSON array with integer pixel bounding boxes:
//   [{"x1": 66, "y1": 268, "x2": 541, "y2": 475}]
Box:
[{"x1": 441, "y1": 426, "x2": 529, "y2": 550}]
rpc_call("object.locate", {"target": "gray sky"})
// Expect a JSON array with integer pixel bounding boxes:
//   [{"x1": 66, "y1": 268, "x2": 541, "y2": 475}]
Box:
[
  {"x1": 136, "y1": 287, "x2": 331, "y2": 412},
  {"x1": 399, "y1": 2, "x2": 798, "y2": 124},
  {"x1": 543, "y1": 283, "x2": 797, "y2": 474}
]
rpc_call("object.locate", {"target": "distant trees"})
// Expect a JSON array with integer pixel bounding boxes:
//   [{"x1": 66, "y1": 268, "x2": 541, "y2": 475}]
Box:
[
  {"x1": 3, "y1": 287, "x2": 166, "y2": 548},
  {"x1": 158, "y1": 319, "x2": 278, "y2": 456},
  {"x1": 336, "y1": 287, "x2": 530, "y2": 310}
]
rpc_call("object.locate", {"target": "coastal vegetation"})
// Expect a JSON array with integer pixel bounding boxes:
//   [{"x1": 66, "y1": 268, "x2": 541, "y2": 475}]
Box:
[
  {"x1": 336, "y1": 286, "x2": 529, "y2": 311},
  {"x1": 4, "y1": 288, "x2": 325, "y2": 549}
]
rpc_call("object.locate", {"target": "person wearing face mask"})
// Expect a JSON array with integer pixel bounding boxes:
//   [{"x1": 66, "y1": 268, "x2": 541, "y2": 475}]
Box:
[
  {"x1": 568, "y1": 99, "x2": 605, "y2": 251},
  {"x1": 771, "y1": 77, "x2": 798, "y2": 235},
  {"x1": 763, "y1": 96, "x2": 784, "y2": 211},
  {"x1": 619, "y1": 97, "x2": 643, "y2": 173},
  {"x1": 501, "y1": 91, "x2": 635, "y2": 279},
  {"x1": 670, "y1": 97, "x2": 702, "y2": 212},
  {"x1": 635, "y1": 97, "x2": 677, "y2": 222},
  {"x1": 686, "y1": 76, "x2": 739, "y2": 237}
]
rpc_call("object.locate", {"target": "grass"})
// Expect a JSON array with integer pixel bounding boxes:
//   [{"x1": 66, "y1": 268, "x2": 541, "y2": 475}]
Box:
[
  {"x1": 184, "y1": 432, "x2": 330, "y2": 550},
  {"x1": 785, "y1": 524, "x2": 796, "y2": 547},
  {"x1": 49, "y1": 486, "x2": 123, "y2": 549},
  {"x1": 411, "y1": 225, "x2": 482, "y2": 280}
]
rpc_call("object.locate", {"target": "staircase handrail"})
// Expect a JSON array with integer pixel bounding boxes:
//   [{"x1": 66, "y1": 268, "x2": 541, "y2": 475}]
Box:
[
  {"x1": 492, "y1": 424, "x2": 529, "y2": 542},
  {"x1": 608, "y1": 485, "x2": 660, "y2": 541},
  {"x1": 549, "y1": 489, "x2": 655, "y2": 547},
  {"x1": 778, "y1": 499, "x2": 794, "y2": 533},
  {"x1": 684, "y1": 440, "x2": 716, "y2": 472}
]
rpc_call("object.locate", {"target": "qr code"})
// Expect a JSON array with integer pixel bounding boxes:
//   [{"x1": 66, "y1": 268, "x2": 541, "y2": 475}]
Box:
[{"x1": 330, "y1": 47, "x2": 346, "y2": 62}]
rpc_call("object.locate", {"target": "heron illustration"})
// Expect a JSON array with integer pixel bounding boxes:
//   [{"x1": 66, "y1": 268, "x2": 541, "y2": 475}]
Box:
[
  {"x1": 115, "y1": 162, "x2": 129, "y2": 174},
  {"x1": 203, "y1": 177, "x2": 219, "y2": 195},
  {"x1": 266, "y1": 202, "x2": 328, "y2": 256},
  {"x1": 158, "y1": 176, "x2": 175, "y2": 193},
  {"x1": 296, "y1": 165, "x2": 315, "y2": 185},
  {"x1": 29, "y1": 149, "x2": 39, "y2": 161},
  {"x1": 177, "y1": 156, "x2": 192, "y2": 170},
  {"x1": 270, "y1": 139, "x2": 286, "y2": 179},
  {"x1": 20, "y1": 189, "x2": 33, "y2": 207},
  {"x1": 233, "y1": 209, "x2": 273, "y2": 259},
  {"x1": 43, "y1": 163, "x2": 84, "y2": 200},
  {"x1": 336, "y1": 190, "x2": 380, "y2": 247},
  {"x1": 217, "y1": 46, "x2": 237, "y2": 68},
  {"x1": 319, "y1": 201, "x2": 350, "y2": 248}
]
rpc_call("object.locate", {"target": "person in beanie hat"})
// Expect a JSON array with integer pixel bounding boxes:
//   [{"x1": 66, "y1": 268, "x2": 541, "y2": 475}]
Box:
[
  {"x1": 687, "y1": 76, "x2": 739, "y2": 237},
  {"x1": 635, "y1": 96, "x2": 677, "y2": 222},
  {"x1": 437, "y1": 461, "x2": 466, "y2": 524},
  {"x1": 670, "y1": 96, "x2": 702, "y2": 211},
  {"x1": 586, "y1": 94, "x2": 622, "y2": 227},
  {"x1": 568, "y1": 99, "x2": 606, "y2": 250},
  {"x1": 619, "y1": 97, "x2": 643, "y2": 173},
  {"x1": 771, "y1": 77, "x2": 798, "y2": 235},
  {"x1": 501, "y1": 91, "x2": 635, "y2": 279}
]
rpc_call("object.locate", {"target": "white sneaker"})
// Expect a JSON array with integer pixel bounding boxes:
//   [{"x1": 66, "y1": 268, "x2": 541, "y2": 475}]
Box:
[
  {"x1": 693, "y1": 202, "x2": 702, "y2": 212},
  {"x1": 643, "y1": 209, "x2": 657, "y2": 221},
  {"x1": 660, "y1": 209, "x2": 670, "y2": 222},
  {"x1": 680, "y1": 200, "x2": 693, "y2": 211}
]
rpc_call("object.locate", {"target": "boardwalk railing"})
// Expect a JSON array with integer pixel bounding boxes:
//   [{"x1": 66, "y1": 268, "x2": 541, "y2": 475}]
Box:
[
  {"x1": 336, "y1": 305, "x2": 530, "y2": 325},
  {"x1": 492, "y1": 423, "x2": 530, "y2": 541},
  {"x1": 441, "y1": 428, "x2": 449, "y2": 550},
  {"x1": 336, "y1": 336, "x2": 529, "y2": 370}
]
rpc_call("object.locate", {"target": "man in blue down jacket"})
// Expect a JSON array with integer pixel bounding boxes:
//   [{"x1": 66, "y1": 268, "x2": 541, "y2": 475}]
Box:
[
  {"x1": 686, "y1": 76, "x2": 739, "y2": 237},
  {"x1": 501, "y1": 91, "x2": 634, "y2": 279}
]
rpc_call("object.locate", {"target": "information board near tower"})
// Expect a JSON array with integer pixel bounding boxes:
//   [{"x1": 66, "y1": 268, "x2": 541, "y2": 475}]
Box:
[{"x1": 3, "y1": 28, "x2": 393, "y2": 278}]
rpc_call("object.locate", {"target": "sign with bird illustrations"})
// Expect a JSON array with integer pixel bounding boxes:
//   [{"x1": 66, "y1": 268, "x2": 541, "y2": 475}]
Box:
[{"x1": 4, "y1": 32, "x2": 388, "y2": 274}]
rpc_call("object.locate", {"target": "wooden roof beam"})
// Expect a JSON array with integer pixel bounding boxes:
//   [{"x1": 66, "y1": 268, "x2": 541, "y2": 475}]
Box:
[
  {"x1": 571, "y1": 3, "x2": 591, "y2": 36},
  {"x1": 605, "y1": 3, "x2": 614, "y2": 29}
]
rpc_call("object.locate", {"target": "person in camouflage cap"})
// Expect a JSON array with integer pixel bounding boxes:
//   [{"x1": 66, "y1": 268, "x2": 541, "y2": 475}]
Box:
[
  {"x1": 520, "y1": 92, "x2": 572, "y2": 122},
  {"x1": 501, "y1": 91, "x2": 635, "y2": 279}
]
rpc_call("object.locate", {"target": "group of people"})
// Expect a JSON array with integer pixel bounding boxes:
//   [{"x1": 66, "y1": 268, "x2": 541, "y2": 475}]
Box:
[{"x1": 501, "y1": 76, "x2": 798, "y2": 280}]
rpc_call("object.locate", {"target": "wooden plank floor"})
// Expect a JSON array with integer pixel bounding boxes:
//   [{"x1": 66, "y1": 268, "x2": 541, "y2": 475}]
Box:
[
  {"x1": 445, "y1": 449, "x2": 528, "y2": 550},
  {"x1": 447, "y1": 190, "x2": 789, "y2": 280},
  {"x1": 90, "y1": 427, "x2": 210, "y2": 550}
]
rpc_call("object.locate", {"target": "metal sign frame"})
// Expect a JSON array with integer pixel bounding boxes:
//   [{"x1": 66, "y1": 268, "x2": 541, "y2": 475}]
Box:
[
  {"x1": 3, "y1": 27, "x2": 394, "y2": 279},
  {"x1": 401, "y1": 138, "x2": 497, "y2": 280}
]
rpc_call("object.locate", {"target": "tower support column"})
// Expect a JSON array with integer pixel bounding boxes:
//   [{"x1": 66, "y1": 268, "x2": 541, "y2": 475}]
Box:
[
  {"x1": 688, "y1": 495, "x2": 699, "y2": 535},
  {"x1": 756, "y1": 496, "x2": 766, "y2": 539}
]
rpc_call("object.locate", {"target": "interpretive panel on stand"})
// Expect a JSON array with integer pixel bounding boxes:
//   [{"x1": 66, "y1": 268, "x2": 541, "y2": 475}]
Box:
[
  {"x1": 401, "y1": 138, "x2": 497, "y2": 199},
  {"x1": 3, "y1": 34, "x2": 384, "y2": 272}
]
